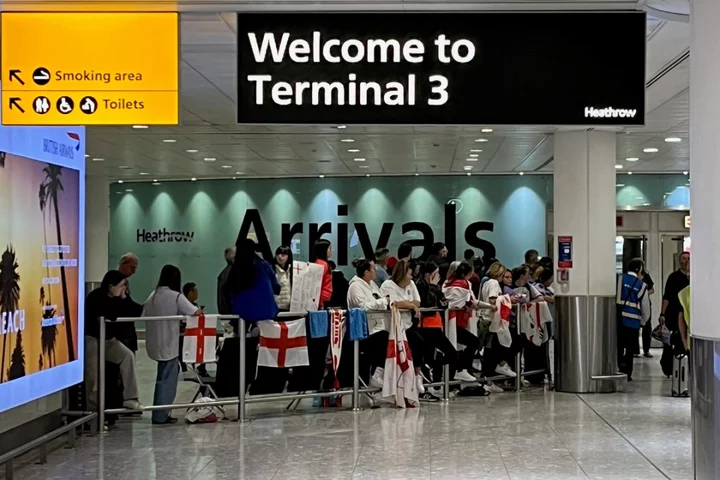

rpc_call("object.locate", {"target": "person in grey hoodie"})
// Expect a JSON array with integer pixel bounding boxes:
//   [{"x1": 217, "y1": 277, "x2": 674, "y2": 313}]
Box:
[{"x1": 347, "y1": 258, "x2": 389, "y2": 386}]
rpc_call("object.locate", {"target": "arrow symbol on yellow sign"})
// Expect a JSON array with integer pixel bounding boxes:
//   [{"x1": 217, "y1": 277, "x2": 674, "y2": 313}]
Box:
[
  {"x1": 9, "y1": 97, "x2": 24, "y2": 113},
  {"x1": 9, "y1": 69, "x2": 24, "y2": 85}
]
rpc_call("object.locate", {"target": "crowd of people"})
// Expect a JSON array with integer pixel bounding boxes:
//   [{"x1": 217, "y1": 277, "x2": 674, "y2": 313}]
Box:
[{"x1": 84, "y1": 242, "x2": 557, "y2": 424}]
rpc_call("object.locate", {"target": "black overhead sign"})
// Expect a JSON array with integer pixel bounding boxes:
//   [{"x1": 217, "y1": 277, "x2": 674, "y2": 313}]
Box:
[{"x1": 236, "y1": 12, "x2": 646, "y2": 126}]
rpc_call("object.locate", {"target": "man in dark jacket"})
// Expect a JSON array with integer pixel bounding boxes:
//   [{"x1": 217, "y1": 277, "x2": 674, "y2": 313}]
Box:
[{"x1": 217, "y1": 246, "x2": 235, "y2": 314}]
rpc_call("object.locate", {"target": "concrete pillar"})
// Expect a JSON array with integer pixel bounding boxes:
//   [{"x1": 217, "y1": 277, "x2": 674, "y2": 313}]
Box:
[
  {"x1": 85, "y1": 175, "x2": 109, "y2": 284},
  {"x1": 689, "y1": 0, "x2": 720, "y2": 477},
  {"x1": 553, "y1": 131, "x2": 618, "y2": 393}
]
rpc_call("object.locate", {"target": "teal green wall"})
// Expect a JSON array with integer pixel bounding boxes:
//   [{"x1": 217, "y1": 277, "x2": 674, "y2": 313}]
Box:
[
  {"x1": 108, "y1": 173, "x2": 689, "y2": 314},
  {"x1": 110, "y1": 175, "x2": 551, "y2": 313}
]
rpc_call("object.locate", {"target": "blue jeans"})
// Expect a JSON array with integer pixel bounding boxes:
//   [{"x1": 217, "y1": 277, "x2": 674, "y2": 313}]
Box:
[{"x1": 153, "y1": 358, "x2": 179, "y2": 422}]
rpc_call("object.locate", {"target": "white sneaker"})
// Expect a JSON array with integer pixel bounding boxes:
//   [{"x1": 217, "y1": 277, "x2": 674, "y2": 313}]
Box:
[
  {"x1": 122, "y1": 399, "x2": 143, "y2": 410},
  {"x1": 485, "y1": 383, "x2": 504, "y2": 393},
  {"x1": 369, "y1": 367, "x2": 384, "y2": 389},
  {"x1": 495, "y1": 364, "x2": 517, "y2": 378},
  {"x1": 416, "y1": 375, "x2": 426, "y2": 394},
  {"x1": 454, "y1": 370, "x2": 477, "y2": 383}
]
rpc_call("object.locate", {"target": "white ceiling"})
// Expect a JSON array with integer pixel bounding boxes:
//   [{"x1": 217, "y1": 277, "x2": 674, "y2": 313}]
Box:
[{"x1": 69, "y1": 5, "x2": 692, "y2": 181}]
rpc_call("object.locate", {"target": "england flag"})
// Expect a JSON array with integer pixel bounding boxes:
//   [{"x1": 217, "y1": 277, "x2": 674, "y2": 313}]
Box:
[
  {"x1": 182, "y1": 315, "x2": 218, "y2": 364},
  {"x1": 257, "y1": 318, "x2": 310, "y2": 368},
  {"x1": 382, "y1": 307, "x2": 419, "y2": 408}
]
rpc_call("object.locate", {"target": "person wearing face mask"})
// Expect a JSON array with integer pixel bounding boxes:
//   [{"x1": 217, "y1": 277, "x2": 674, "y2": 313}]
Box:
[{"x1": 84, "y1": 270, "x2": 143, "y2": 412}]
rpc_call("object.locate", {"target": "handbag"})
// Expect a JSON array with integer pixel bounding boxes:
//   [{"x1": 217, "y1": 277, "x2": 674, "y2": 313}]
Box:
[{"x1": 652, "y1": 318, "x2": 671, "y2": 345}]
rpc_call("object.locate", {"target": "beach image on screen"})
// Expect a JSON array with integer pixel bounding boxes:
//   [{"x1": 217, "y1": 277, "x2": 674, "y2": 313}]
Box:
[{"x1": 0, "y1": 152, "x2": 80, "y2": 383}]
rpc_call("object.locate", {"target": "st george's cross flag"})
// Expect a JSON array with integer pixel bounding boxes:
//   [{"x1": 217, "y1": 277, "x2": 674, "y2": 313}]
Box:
[
  {"x1": 257, "y1": 318, "x2": 310, "y2": 368},
  {"x1": 182, "y1": 315, "x2": 218, "y2": 364},
  {"x1": 490, "y1": 295, "x2": 513, "y2": 348},
  {"x1": 520, "y1": 301, "x2": 553, "y2": 346},
  {"x1": 382, "y1": 307, "x2": 419, "y2": 408}
]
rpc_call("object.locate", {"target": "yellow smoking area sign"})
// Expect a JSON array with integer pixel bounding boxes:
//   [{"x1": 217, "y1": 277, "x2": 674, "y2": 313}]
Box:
[{"x1": 1, "y1": 12, "x2": 179, "y2": 125}]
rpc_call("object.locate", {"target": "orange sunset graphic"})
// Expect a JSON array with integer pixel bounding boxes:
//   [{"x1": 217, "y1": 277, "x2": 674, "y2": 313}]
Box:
[{"x1": 0, "y1": 152, "x2": 80, "y2": 383}]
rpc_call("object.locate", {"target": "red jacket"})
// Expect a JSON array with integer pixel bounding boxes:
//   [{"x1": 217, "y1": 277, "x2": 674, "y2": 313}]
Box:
[{"x1": 316, "y1": 259, "x2": 333, "y2": 308}]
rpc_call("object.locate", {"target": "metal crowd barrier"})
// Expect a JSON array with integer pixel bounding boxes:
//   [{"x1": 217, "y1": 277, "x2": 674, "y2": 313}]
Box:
[{"x1": 96, "y1": 303, "x2": 546, "y2": 426}]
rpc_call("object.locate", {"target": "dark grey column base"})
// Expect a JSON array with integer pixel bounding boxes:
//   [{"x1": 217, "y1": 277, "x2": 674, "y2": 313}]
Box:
[{"x1": 692, "y1": 337, "x2": 720, "y2": 479}]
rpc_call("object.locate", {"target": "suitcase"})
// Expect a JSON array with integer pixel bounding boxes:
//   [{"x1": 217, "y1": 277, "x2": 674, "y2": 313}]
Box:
[{"x1": 671, "y1": 354, "x2": 689, "y2": 397}]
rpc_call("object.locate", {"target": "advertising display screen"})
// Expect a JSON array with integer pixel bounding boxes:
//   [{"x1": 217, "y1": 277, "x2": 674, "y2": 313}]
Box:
[
  {"x1": 0, "y1": 113, "x2": 84, "y2": 413},
  {"x1": 236, "y1": 11, "x2": 646, "y2": 126}
]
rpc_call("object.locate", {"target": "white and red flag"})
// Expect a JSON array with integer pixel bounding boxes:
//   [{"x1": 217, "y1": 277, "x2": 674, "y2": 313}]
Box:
[
  {"x1": 520, "y1": 302, "x2": 553, "y2": 346},
  {"x1": 182, "y1": 315, "x2": 218, "y2": 364},
  {"x1": 382, "y1": 307, "x2": 419, "y2": 408},
  {"x1": 329, "y1": 309, "x2": 346, "y2": 388},
  {"x1": 490, "y1": 295, "x2": 513, "y2": 347},
  {"x1": 257, "y1": 318, "x2": 310, "y2": 368}
]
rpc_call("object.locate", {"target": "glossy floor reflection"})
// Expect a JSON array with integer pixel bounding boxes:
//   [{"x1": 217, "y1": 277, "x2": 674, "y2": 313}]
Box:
[{"x1": 17, "y1": 347, "x2": 691, "y2": 480}]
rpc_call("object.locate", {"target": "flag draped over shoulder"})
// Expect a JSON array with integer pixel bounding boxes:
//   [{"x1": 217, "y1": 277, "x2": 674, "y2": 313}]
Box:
[
  {"x1": 490, "y1": 296, "x2": 513, "y2": 347},
  {"x1": 519, "y1": 302, "x2": 553, "y2": 346},
  {"x1": 382, "y1": 307, "x2": 419, "y2": 408}
]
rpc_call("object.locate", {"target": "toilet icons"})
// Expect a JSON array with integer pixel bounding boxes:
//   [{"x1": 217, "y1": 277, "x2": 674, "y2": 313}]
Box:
[{"x1": 10, "y1": 94, "x2": 99, "y2": 115}]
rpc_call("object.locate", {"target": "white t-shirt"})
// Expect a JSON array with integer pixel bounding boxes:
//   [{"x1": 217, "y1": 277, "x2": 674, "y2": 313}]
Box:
[
  {"x1": 143, "y1": 287, "x2": 198, "y2": 361},
  {"x1": 379, "y1": 280, "x2": 420, "y2": 330},
  {"x1": 481, "y1": 279, "x2": 503, "y2": 323}
]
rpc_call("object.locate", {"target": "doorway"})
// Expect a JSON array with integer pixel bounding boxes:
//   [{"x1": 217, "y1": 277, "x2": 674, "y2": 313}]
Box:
[
  {"x1": 661, "y1": 234, "x2": 690, "y2": 291},
  {"x1": 615, "y1": 235, "x2": 647, "y2": 275}
]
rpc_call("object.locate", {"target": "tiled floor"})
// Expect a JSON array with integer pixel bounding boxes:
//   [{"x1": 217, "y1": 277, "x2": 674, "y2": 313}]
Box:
[{"x1": 15, "y1": 346, "x2": 691, "y2": 480}]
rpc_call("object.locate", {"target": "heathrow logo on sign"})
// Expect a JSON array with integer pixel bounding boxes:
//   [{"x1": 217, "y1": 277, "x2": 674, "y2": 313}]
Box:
[{"x1": 584, "y1": 106, "x2": 638, "y2": 119}]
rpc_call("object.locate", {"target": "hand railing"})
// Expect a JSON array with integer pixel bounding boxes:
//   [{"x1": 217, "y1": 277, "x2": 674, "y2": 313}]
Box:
[{"x1": 95, "y1": 302, "x2": 547, "y2": 427}]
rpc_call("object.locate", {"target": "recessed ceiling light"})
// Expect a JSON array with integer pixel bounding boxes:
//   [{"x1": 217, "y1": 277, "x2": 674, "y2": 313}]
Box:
[
  {"x1": 337, "y1": 125, "x2": 346, "y2": 129},
  {"x1": 319, "y1": 174, "x2": 325, "y2": 178},
  {"x1": 415, "y1": 173, "x2": 419, "y2": 176},
  {"x1": 628, "y1": 172, "x2": 633, "y2": 175},
  {"x1": 186, "y1": 149, "x2": 198, "y2": 153},
  {"x1": 469, "y1": 154, "x2": 479, "y2": 158},
  {"x1": 84, "y1": 154, "x2": 90, "y2": 158},
  {"x1": 118, "y1": 165, "x2": 131, "y2": 169},
  {"x1": 354, "y1": 158, "x2": 366, "y2": 162},
  {"x1": 132, "y1": 125, "x2": 148, "y2": 129},
  {"x1": 359, "y1": 165, "x2": 369, "y2": 169},
  {"x1": 615, "y1": 165, "x2": 623, "y2": 169},
  {"x1": 683, "y1": 171, "x2": 689, "y2": 175},
  {"x1": 366, "y1": 174, "x2": 370, "y2": 177},
  {"x1": 470, "y1": 149, "x2": 483, "y2": 153},
  {"x1": 665, "y1": 137, "x2": 682, "y2": 143},
  {"x1": 481, "y1": 128, "x2": 493, "y2": 133},
  {"x1": 466, "y1": 172, "x2": 472, "y2": 176},
  {"x1": 191, "y1": 177, "x2": 197, "y2": 181},
  {"x1": 643, "y1": 147, "x2": 659, "y2": 153},
  {"x1": 466, "y1": 158, "x2": 478, "y2": 162},
  {"x1": 341, "y1": 139, "x2": 354, "y2": 143},
  {"x1": 616, "y1": 184, "x2": 626, "y2": 187},
  {"x1": 626, "y1": 157, "x2": 639, "y2": 162},
  {"x1": 475, "y1": 138, "x2": 489, "y2": 143},
  {"x1": 204, "y1": 157, "x2": 216, "y2": 162},
  {"x1": 348, "y1": 149, "x2": 360, "y2": 153},
  {"x1": 519, "y1": 172, "x2": 524, "y2": 176},
  {"x1": 163, "y1": 139, "x2": 176, "y2": 143},
  {"x1": 139, "y1": 172, "x2": 149, "y2": 175},
  {"x1": 117, "y1": 180, "x2": 124, "y2": 184},
  {"x1": 236, "y1": 171, "x2": 244, "y2": 175},
  {"x1": 463, "y1": 166, "x2": 473, "y2": 171},
  {"x1": 221, "y1": 165, "x2": 232, "y2": 169},
  {"x1": 125, "y1": 189, "x2": 133, "y2": 192},
  {"x1": 92, "y1": 158, "x2": 104, "y2": 162}
]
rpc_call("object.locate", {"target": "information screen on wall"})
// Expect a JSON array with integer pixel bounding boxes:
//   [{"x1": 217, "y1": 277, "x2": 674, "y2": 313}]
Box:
[{"x1": 236, "y1": 12, "x2": 646, "y2": 126}]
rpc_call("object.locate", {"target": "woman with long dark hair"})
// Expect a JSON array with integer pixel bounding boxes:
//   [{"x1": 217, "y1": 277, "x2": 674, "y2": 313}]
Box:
[
  {"x1": 272, "y1": 245, "x2": 293, "y2": 311},
  {"x1": 143, "y1": 264, "x2": 202, "y2": 424}
]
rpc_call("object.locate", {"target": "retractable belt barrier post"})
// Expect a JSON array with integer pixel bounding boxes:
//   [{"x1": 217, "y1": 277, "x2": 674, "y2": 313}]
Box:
[{"x1": 96, "y1": 303, "x2": 548, "y2": 426}]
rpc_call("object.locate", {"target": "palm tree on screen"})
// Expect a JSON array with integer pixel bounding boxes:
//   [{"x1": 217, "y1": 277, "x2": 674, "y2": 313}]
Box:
[
  {"x1": 41, "y1": 165, "x2": 74, "y2": 362},
  {"x1": 7, "y1": 330, "x2": 25, "y2": 380},
  {"x1": 41, "y1": 303, "x2": 58, "y2": 367},
  {"x1": 0, "y1": 246, "x2": 21, "y2": 382}
]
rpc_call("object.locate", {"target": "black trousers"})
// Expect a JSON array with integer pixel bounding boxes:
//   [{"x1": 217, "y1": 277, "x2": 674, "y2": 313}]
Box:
[
  {"x1": 359, "y1": 331, "x2": 389, "y2": 384},
  {"x1": 405, "y1": 327, "x2": 424, "y2": 369},
  {"x1": 641, "y1": 320, "x2": 652, "y2": 354},
  {"x1": 618, "y1": 324, "x2": 640, "y2": 378}
]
